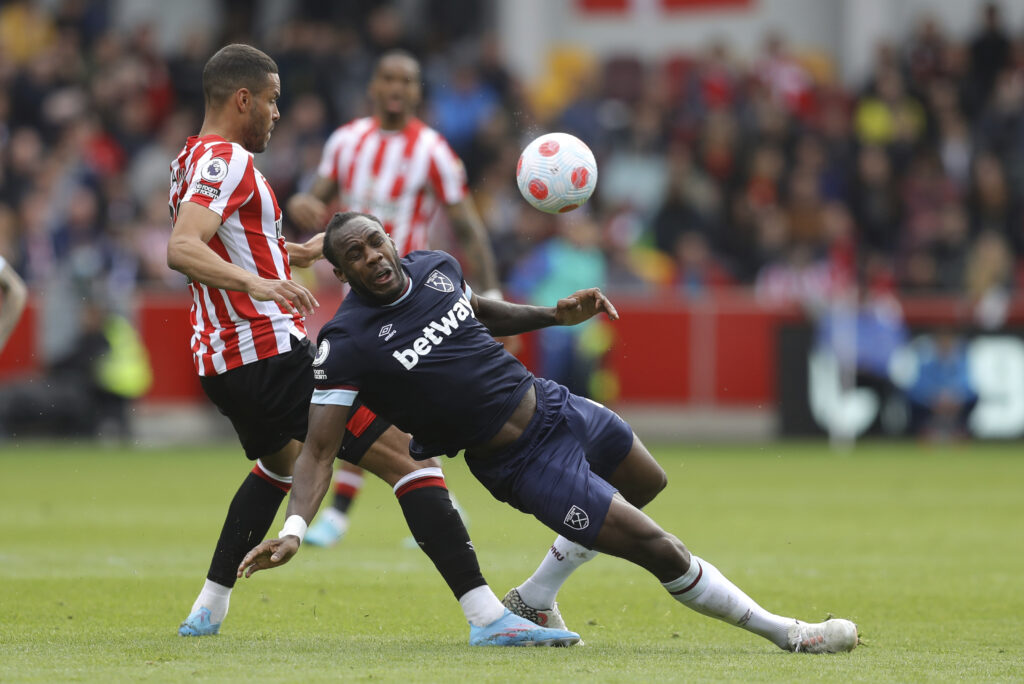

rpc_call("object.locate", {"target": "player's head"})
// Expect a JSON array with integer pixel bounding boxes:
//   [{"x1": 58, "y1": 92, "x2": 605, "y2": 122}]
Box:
[
  {"x1": 324, "y1": 211, "x2": 406, "y2": 304},
  {"x1": 369, "y1": 50, "x2": 421, "y2": 127},
  {"x1": 202, "y1": 44, "x2": 281, "y2": 153}
]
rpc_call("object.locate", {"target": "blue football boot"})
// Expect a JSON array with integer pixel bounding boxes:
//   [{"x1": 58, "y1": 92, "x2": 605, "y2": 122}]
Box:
[
  {"x1": 178, "y1": 607, "x2": 220, "y2": 636},
  {"x1": 303, "y1": 511, "x2": 348, "y2": 548},
  {"x1": 469, "y1": 609, "x2": 580, "y2": 647}
]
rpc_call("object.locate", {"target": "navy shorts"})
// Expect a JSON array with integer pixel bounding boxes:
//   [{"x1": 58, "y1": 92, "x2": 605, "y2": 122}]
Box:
[
  {"x1": 200, "y1": 336, "x2": 390, "y2": 464},
  {"x1": 466, "y1": 377, "x2": 635, "y2": 547}
]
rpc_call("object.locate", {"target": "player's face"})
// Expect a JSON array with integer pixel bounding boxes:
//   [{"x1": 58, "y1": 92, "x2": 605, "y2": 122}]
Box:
[
  {"x1": 242, "y1": 73, "x2": 281, "y2": 153},
  {"x1": 333, "y1": 217, "x2": 406, "y2": 303},
  {"x1": 370, "y1": 56, "x2": 421, "y2": 126}
]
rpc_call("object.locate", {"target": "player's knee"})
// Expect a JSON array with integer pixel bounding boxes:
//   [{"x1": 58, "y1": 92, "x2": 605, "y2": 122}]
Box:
[
  {"x1": 625, "y1": 464, "x2": 667, "y2": 508},
  {"x1": 640, "y1": 531, "x2": 690, "y2": 578},
  {"x1": 651, "y1": 465, "x2": 668, "y2": 496}
]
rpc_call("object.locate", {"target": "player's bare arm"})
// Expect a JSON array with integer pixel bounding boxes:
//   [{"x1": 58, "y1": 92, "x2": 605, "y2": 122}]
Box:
[
  {"x1": 286, "y1": 232, "x2": 325, "y2": 268},
  {"x1": 471, "y1": 288, "x2": 618, "y2": 337},
  {"x1": 286, "y1": 175, "x2": 337, "y2": 231},
  {"x1": 446, "y1": 197, "x2": 501, "y2": 293},
  {"x1": 168, "y1": 201, "x2": 319, "y2": 316},
  {"x1": 0, "y1": 259, "x2": 28, "y2": 353},
  {"x1": 237, "y1": 402, "x2": 351, "y2": 577}
]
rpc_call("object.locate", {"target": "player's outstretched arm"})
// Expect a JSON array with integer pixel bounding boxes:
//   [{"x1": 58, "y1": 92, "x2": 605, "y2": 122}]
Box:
[
  {"x1": 285, "y1": 175, "x2": 336, "y2": 232},
  {"x1": 554, "y1": 288, "x2": 619, "y2": 326},
  {"x1": 0, "y1": 259, "x2": 28, "y2": 353},
  {"x1": 169, "y1": 202, "x2": 319, "y2": 316},
  {"x1": 237, "y1": 402, "x2": 350, "y2": 578},
  {"x1": 472, "y1": 287, "x2": 618, "y2": 337},
  {"x1": 446, "y1": 197, "x2": 501, "y2": 294},
  {"x1": 286, "y1": 232, "x2": 324, "y2": 268}
]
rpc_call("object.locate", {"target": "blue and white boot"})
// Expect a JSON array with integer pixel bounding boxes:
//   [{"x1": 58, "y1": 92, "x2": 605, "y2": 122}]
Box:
[
  {"x1": 304, "y1": 510, "x2": 349, "y2": 548},
  {"x1": 469, "y1": 609, "x2": 580, "y2": 647},
  {"x1": 178, "y1": 607, "x2": 220, "y2": 636}
]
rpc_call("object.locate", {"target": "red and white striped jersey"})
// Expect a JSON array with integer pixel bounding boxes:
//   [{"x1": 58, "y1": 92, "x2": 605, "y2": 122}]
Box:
[
  {"x1": 316, "y1": 117, "x2": 467, "y2": 255},
  {"x1": 169, "y1": 134, "x2": 306, "y2": 377}
]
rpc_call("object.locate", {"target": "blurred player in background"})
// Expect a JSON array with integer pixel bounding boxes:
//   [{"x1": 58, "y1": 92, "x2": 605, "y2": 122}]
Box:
[
  {"x1": 287, "y1": 50, "x2": 504, "y2": 547},
  {"x1": 169, "y1": 44, "x2": 578, "y2": 646},
  {"x1": 0, "y1": 254, "x2": 28, "y2": 355}
]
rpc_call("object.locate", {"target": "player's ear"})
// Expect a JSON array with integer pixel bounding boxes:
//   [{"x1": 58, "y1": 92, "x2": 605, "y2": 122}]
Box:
[
  {"x1": 333, "y1": 266, "x2": 348, "y2": 284},
  {"x1": 235, "y1": 88, "x2": 251, "y2": 112}
]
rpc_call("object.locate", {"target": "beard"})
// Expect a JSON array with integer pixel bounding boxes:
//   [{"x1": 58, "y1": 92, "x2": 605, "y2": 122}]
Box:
[{"x1": 242, "y1": 113, "x2": 270, "y2": 153}]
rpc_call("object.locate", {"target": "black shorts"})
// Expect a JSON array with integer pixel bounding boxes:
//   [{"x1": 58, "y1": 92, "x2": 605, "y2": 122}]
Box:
[{"x1": 200, "y1": 337, "x2": 391, "y2": 464}]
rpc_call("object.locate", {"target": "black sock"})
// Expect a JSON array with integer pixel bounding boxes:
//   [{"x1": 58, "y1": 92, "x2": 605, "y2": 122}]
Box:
[
  {"x1": 331, "y1": 492, "x2": 355, "y2": 514},
  {"x1": 396, "y1": 476, "x2": 486, "y2": 599},
  {"x1": 206, "y1": 468, "x2": 289, "y2": 587}
]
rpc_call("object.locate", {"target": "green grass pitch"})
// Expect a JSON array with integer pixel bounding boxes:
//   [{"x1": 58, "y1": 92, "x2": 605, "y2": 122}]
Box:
[{"x1": 2, "y1": 440, "x2": 1022, "y2": 682}]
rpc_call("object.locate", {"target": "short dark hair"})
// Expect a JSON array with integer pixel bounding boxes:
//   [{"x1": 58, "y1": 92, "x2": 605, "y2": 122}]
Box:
[
  {"x1": 323, "y1": 211, "x2": 385, "y2": 267},
  {"x1": 202, "y1": 44, "x2": 278, "y2": 108},
  {"x1": 374, "y1": 49, "x2": 420, "y2": 77}
]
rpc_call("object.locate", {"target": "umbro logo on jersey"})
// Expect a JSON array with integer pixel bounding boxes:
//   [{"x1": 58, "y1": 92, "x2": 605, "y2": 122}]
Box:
[
  {"x1": 564, "y1": 505, "x2": 590, "y2": 531},
  {"x1": 379, "y1": 323, "x2": 397, "y2": 341},
  {"x1": 425, "y1": 270, "x2": 454, "y2": 293}
]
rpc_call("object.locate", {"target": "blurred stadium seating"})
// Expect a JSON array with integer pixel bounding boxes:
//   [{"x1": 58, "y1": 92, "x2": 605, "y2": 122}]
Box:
[{"x1": 2, "y1": 0, "x2": 1024, "y2": 441}]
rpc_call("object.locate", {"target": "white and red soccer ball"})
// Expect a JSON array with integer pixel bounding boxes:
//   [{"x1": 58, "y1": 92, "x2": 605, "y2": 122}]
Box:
[{"x1": 516, "y1": 133, "x2": 598, "y2": 214}]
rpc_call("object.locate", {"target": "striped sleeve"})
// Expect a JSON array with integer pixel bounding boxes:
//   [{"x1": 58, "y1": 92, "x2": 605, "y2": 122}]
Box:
[
  {"x1": 182, "y1": 143, "x2": 255, "y2": 220},
  {"x1": 427, "y1": 138, "x2": 468, "y2": 205},
  {"x1": 316, "y1": 126, "x2": 348, "y2": 182}
]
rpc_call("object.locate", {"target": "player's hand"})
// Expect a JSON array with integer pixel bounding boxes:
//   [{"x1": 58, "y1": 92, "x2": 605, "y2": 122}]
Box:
[
  {"x1": 302, "y1": 232, "x2": 324, "y2": 260},
  {"x1": 237, "y1": 536, "x2": 300, "y2": 578},
  {"x1": 248, "y1": 277, "x2": 319, "y2": 316},
  {"x1": 287, "y1": 232, "x2": 325, "y2": 268},
  {"x1": 554, "y1": 288, "x2": 619, "y2": 326},
  {"x1": 287, "y1": 194, "x2": 328, "y2": 231}
]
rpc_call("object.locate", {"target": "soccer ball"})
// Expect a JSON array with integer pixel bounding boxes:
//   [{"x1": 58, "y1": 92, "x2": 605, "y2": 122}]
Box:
[{"x1": 516, "y1": 133, "x2": 598, "y2": 214}]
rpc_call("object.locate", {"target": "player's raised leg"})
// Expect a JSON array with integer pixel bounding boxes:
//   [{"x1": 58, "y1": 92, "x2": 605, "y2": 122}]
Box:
[
  {"x1": 505, "y1": 431, "x2": 666, "y2": 630},
  {"x1": 593, "y1": 494, "x2": 858, "y2": 652},
  {"x1": 179, "y1": 440, "x2": 299, "y2": 636},
  {"x1": 356, "y1": 424, "x2": 580, "y2": 646}
]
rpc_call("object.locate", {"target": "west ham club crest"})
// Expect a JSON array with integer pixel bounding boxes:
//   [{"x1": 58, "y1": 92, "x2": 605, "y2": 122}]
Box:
[{"x1": 425, "y1": 269, "x2": 454, "y2": 293}]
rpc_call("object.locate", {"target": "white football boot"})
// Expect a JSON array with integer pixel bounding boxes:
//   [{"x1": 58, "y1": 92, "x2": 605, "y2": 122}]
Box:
[
  {"x1": 786, "y1": 618, "x2": 859, "y2": 653},
  {"x1": 502, "y1": 588, "x2": 583, "y2": 645}
]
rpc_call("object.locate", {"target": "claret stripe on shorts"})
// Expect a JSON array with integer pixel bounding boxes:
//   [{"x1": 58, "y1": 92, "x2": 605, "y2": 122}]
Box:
[
  {"x1": 170, "y1": 134, "x2": 305, "y2": 376},
  {"x1": 316, "y1": 117, "x2": 467, "y2": 256}
]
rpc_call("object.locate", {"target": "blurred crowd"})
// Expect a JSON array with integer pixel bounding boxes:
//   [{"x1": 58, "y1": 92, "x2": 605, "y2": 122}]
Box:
[{"x1": 3, "y1": 0, "x2": 1024, "y2": 343}]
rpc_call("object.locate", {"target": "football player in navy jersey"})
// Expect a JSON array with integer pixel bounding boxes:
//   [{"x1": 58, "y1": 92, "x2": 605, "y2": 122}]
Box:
[{"x1": 240, "y1": 212, "x2": 860, "y2": 654}]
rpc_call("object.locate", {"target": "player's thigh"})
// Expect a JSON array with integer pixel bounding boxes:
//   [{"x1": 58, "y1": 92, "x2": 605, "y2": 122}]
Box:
[
  {"x1": 469, "y1": 423, "x2": 616, "y2": 548},
  {"x1": 259, "y1": 439, "x2": 303, "y2": 478},
  {"x1": 357, "y1": 424, "x2": 442, "y2": 487},
  {"x1": 605, "y1": 434, "x2": 667, "y2": 508},
  {"x1": 199, "y1": 339, "x2": 313, "y2": 461},
  {"x1": 563, "y1": 390, "x2": 665, "y2": 507},
  {"x1": 334, "y1": 401, "x2": 390, "y2": 467}
]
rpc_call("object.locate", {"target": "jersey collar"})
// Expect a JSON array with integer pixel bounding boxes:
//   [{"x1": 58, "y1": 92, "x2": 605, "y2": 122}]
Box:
[{"x1": 383, "y1": 271, "x2": 414, "y2": 308}]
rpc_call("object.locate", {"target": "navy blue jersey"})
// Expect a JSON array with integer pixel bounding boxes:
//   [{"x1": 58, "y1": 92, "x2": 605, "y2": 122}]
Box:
[{"x1": 312, "y1": 250, "x2": 534, "y2": 458}]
